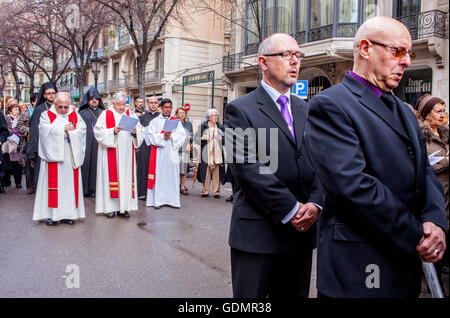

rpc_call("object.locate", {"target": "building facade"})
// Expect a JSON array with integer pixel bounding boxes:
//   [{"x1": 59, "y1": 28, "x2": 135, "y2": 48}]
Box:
[
  {"x1": 57, "y1": 1, "x2": 229, "y2": 126},
  {"x1": 223, "y1": 0, "x2": 449, "y2": 110}
]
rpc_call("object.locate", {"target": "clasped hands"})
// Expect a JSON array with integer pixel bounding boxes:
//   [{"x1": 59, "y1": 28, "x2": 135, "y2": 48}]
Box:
[
  {"x1": 290, "y1": 202, "x2": 321, "y2": 232},
  {"x1": 416, "y1": 222, "x2": 446, "y2": 263},
  {"x1": 64, "y1": 123, "x2": 75, "y2": 138}
]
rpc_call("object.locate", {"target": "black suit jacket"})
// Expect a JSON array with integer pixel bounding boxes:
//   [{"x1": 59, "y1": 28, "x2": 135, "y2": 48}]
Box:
[
  {"x1": 224, "y1": 85, "x2": 324, "y2": 254},
  {"x1": 304, "y1": 74, "x2": 447, "y2": 297}
]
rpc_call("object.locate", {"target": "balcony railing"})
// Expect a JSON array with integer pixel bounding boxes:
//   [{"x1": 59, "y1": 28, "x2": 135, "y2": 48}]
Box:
[
  {"x1": 396, "y1": 10, "x2": 448, "y2": 40},
  {"x1": 119, "y1": 33, "x2": 131, "y2": 48},
  {"x1": 108, "y1": 79, "x2": 126, "y2": 92},
  {"x1": 245, "y1": 42, "x2": 259, "y2": 55},
  {"x1": 337, "y1": 23, "x2": 358, "y2": 37},
  {"x1": 309, "y1": 24, "x2": 333, "y2": 42},
  {"x1": 223, "y1": 52, "x2": 243, "y2": 73},
  {"x1": 144, "y1": 69, "x2": 163, "y2": 84}
]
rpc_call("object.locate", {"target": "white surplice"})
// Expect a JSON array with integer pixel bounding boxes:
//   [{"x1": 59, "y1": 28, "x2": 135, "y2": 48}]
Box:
[
  {"x1": 33, "y1": 106, "x2": 86, "y2": 221},
  {"x1": 146, "y1": 114, "x2": 186, "y2": 208},
  {"x1": 94, "y1": 107, "x2": 143, "y2": 214}
]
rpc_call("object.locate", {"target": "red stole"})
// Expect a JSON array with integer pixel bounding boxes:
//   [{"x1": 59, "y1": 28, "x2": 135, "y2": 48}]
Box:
[
  {"x1": 47, "y1": 110, "x2": 79, "y2": 208},
  {"x1": 147, "y1": 116, "x2": 177, "y2": 190},
  {"x1": 105, "y1": 109, "x2": 135, "y2": 199}
]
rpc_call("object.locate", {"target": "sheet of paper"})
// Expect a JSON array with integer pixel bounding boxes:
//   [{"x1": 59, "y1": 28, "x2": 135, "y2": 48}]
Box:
[
  {"x1": 428, "y1": 150, "x2": 441, "y2": 159},
  {"x1": 118, "y1": 115, "x2": 139, "y2": 132},
  {"x1": 7, "y1": 134, "x2": 20, "y2": 144},
  {"x1": 429, "y1": 156, "x2": 445, "y2": 165},
  {"x1": 162, "y1": 119, "x2": 180, "y2": 132},
  {"x1": 428, "y1": 150, "x2": 445, "y2": 165},
  {"x1": 144, "y1": 125, "x2": 151, "y2": 146}
]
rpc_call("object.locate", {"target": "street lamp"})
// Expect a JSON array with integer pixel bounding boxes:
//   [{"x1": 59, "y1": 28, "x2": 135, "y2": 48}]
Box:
[
  {"x1": 90, "y1": 51, "x2": 100, "y2": 90},
  {"x1": 17, "y1": 78, "x2": 24, "y2": 102}
]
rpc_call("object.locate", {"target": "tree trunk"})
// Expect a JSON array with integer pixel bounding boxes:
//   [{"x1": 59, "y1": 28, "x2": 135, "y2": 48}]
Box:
[
  {"x1": 136, "y1": 56, "x2": 147, "y2": 100},
  {"x1": 29, "y1": 74, "x2": 35, "y2": 96}
]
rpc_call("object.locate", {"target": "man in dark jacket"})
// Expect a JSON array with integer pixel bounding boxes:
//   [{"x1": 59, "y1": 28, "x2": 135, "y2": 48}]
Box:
[
  {"x1": 0, "y1": 112, "x2": 10, "y2": 193},
  {"x1": 224, "y1": 33, "x2": 324, "y2": 298},
  {"x1": 27, "y1": 82, "x2": 57, "y2": 186},
  {"x1": 78, "y1": 87, "x2": 105, "y2": 197},
  {"x1": 304, "y1": 16, "x2": 447, "y2": 298}
]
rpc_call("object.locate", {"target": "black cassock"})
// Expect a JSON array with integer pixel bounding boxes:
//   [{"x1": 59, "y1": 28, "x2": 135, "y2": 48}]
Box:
[
  {"x1": 136, "y1": 111, "x2": 159, "y2": 198},
  {"x1": 78, "y1": 87, "x2": 105, "y2": 196}
]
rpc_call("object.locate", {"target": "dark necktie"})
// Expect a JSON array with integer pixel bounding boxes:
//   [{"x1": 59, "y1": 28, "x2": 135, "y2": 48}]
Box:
[
  {"x1": 277, "y1": 95, "x2": 295, "y2": 141},
  {"x1": 380, "y1": 92, "x2": 399, "y2": 117},
  {"x1": 381, "y1": 92, "x2": 409, "y2": 135}
]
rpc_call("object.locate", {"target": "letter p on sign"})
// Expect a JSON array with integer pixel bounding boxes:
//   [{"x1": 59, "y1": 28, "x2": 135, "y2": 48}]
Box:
[{"x1": 292, "y1": 80, "x2": 308, "y2": 99}]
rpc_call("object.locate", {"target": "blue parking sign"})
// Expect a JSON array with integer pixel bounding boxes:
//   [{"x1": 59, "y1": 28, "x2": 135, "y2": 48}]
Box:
[
  {"x1": 292, "y1": 80, "x2": 308, "y2": 99},
  {"x1": 126, "y1": 95, "x2": 130, "y2": 105}
]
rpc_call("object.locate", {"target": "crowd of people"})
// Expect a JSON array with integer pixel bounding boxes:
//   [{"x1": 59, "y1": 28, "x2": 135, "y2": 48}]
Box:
[
  {"x1": 0, "y1": 84, "x2": 234, "y2": 218},
  {"x1": 0, "y1": 15, "x2": 448, "y2": 298}
]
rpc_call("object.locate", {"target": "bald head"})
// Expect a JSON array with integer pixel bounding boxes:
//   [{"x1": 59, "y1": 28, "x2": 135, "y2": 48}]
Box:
[
  {"x1": 257, "y1": 33, "x2": 302, "y2": 94},
  {"x1": 352, "y1": 16, "x2": 413, "y2": 92},
  {"x1": 353, "y1": 16, "x2": 411, "y2": 58},
  {"x1": 54, "y1": 92, "x2": 71, "y2": 115},
  {"x1": 258, "y1": 33, "x2": 296, "y2": 56}
]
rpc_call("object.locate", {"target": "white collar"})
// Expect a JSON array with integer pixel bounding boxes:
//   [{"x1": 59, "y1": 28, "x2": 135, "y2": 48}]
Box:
[{"x1": 261, "y1": 80, "x2": 291, "y2": 106}]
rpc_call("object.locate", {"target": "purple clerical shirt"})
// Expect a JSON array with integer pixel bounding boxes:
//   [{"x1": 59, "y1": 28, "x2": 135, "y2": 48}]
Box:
[{"x1": 348, "y1": 71, "x2": 383, "y2": 98}]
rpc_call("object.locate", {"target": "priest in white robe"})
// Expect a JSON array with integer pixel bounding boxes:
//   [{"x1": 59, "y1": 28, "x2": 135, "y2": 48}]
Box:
[
  {"x1": 94, "y1": 92, "x2": 143, "y2": 218},
  {"x1": 146, "y1": 98, "x2": 186, "y2": 208},
  {"x1": 33, "y1": 92, "x2": 86, "y2": 226}
]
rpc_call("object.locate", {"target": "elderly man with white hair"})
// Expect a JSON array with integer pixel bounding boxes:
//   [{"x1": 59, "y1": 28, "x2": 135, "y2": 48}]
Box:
[
  {"x1": 146, "y1": 98, "x2": 186, "y2": 209},
  {"x1": 94, "y1": 92, "x2": 144, "y2": 218},
  {"x1": 32, "y1": 92, "x2": 87, "y2": 226}
]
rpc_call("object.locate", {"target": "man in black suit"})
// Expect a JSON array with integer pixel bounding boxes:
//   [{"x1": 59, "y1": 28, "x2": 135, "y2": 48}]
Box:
[
  {"x1": 304, "y1": 16, "x2": 447, "y2": 298},
  {"x1": 224, "y1": 33, "x2": 324, "y2": 298}
]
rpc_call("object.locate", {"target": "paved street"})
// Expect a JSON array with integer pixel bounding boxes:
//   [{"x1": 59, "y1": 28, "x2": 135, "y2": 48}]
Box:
[
  {"x1": 0, "y1": 175, "x2": 318, "y2": 298},
  {"x1": 3, "y1": 175, "x2": 445, "y2": 298}
]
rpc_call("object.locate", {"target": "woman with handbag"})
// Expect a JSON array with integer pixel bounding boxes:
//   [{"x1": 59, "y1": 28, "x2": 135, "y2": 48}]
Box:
[{"x1": 3, "y1": 100, "x2": 25, "y2": 189}]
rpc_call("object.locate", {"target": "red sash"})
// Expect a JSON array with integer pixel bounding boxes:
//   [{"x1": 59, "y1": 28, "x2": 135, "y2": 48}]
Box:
[
  {"x1": 105, "y1": 109, "x2": 135, "y2": 199},
  {"x1": 47, "y1": 110, "x2": 79, "y2": 208},
  {"x1": 147, "y1": 116, "x2": 177, "y2": 190}
]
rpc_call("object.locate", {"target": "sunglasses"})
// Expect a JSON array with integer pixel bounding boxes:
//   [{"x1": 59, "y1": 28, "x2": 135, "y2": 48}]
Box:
[
  {"x1": 57, "y1": 105, "x2": 70, "y2": 109},
  {"x1": 366, "y1": 40, "x2": 416, "y2": 60}
]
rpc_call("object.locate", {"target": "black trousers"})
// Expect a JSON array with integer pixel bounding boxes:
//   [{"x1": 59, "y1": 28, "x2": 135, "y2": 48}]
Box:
[
  {"x1": 33, "y1": 155, "x2": 41, "y2": 187},
  {"x1": 5, "y1": 161, "x2": 22, "y2": 186},
  {"x1": 25, "y1": 157, "x2": 36, "y2": 190},
  {"x1": 231, "y1": 247, "x2": 312, "y2": 298}
]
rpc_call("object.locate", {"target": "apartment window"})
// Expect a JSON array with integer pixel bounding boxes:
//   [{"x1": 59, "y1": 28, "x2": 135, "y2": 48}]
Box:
[
  {"x1": 362, "y1": 0, "x2": 378, "y2": 22},
  {"x1": 245, "y1": 0, "x2": 262, "y2": 55},
  {"x1": 39, "y1": 74, "x2": 44, "y2": 85},
  {"x1": 396, "y1": 0, "x2": 421, "y2": 17},
  {"x1": 113, "y1": 62, "x2": 119, "y2": 80},
  {"x1": 265, "y1": 0, "x2": 274, "y2": 37},
  {"x1": 103, "y1": 66, "x2": 108, "y2": 84},
  {"x1": 339, "y1": 0, "x2": 358, "y2": 23},
  {"x1": 310, "y1": 0, "x2": 333, "y2": 28},
  {"x1": 155, "y1": 48, "x2": 163, "y2": 71},
  {"x1": 276, "y1": 0, "x2": 294, "y2": 34}
]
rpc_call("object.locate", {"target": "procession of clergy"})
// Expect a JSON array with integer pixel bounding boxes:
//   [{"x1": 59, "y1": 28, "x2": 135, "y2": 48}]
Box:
[{"x1": 32, "y1": 83, "x2": 186, "y2": 226}]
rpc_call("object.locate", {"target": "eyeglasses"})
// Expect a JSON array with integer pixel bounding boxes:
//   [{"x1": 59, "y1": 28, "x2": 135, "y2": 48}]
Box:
[
  {"x1": 148, "y1": 101, "x2": 159, "y2": 104},
  {"x1": 367, "y1": 40, "x2": 416, "y2": 60},
  {"x1": 57, "y1": 105, "x2": 70, "y2": 109},
  {"x1": 263, "y1": 51, "x2": 305, "y2": 61}
]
